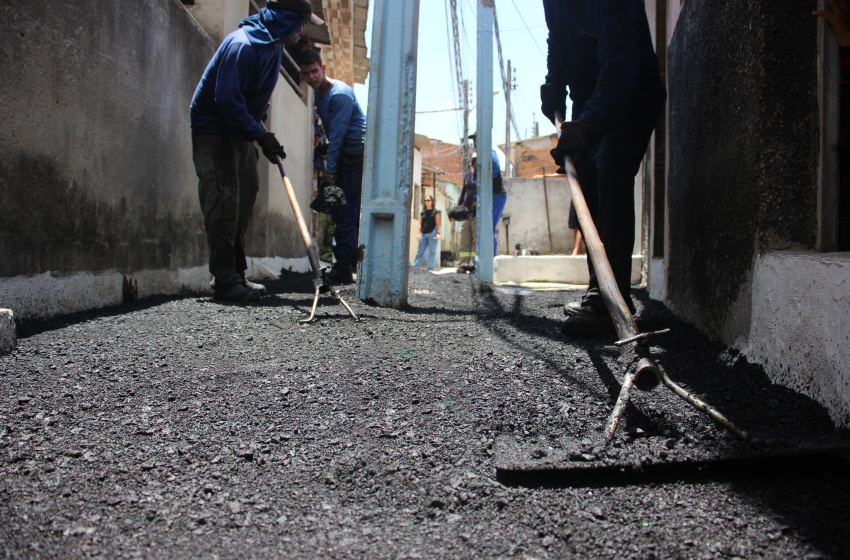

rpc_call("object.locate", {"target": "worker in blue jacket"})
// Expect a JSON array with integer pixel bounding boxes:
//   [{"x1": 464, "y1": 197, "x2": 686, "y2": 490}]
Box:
[
  {"x1": 190, "y1": 0, "x2": 323, "y2": 302},
  {"x1": 541, "y1": 0, "x2": 666, "y2": 336},
  {"x1": 298, "y1": 49, "x2": 367, "y2": 285}
]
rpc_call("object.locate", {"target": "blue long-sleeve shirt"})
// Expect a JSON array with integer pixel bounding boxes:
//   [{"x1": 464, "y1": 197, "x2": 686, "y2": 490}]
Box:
[
  {"x1": 542, "y1": 0, "x2": 662, "y2": 136},
  {"x1": 315, "y1": 81, "x2": 366, "y2": 174},
  {"x1": 190, "y1": 8, "x2": 302, "y2": 141}
]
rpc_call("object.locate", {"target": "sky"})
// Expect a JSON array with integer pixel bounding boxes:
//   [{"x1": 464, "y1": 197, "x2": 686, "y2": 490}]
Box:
[{"x1": 352, "y1": 0, "x2": 563, "y2": 152}]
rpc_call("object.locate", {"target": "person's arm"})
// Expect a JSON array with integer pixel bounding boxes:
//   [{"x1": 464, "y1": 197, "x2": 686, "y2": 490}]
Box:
[
  {"x1": 213, "y1": 42, "x2": 266, "y2": 141},
  {"x1": 435, "y1": 212, "x2": 442, "y2": 240},
  {"x1": 541, "y1": 3, "x2": 568, "y2": 125},
  {"x1": 323, "y1": 90, "x2": 355, "y2": 174},
  {"x1": 814, "y1": 0, "x2": 850, "y2": 47}
]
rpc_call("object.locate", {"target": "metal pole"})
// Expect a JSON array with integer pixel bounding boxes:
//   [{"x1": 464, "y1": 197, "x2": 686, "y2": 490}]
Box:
[
  {"x1": 356, "y1": 0, "x2": 421, "y2": 307},
  {"x1": 475, "y1": 0, "x2": 495, "y2": 283},
  {"x1": 541, "y1": 167, "x2": 554, "y2": 253},
  {"x1": 462, "y1": 80, "x2": 470, "y2": 174}
]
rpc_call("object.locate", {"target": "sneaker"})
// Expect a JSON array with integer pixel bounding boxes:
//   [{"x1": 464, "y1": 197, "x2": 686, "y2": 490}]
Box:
[
  {"x1": 326, "y1": 267, "x2": 354, "y2": 285},
  {"x1": 560, "y1": 306, "x2": 616, "y2": 337},
  {"x1": 214, "y1": 283, "x2": 262, "y2": 303}
]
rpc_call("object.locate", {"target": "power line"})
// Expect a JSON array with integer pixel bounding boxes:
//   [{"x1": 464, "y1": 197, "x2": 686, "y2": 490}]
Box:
[
  {"x1": 492, "y1": 2, "x2": 520, "y2": 140},
  {"x1": 507, "y1": 0, "x2": 546, "y2": 56}
]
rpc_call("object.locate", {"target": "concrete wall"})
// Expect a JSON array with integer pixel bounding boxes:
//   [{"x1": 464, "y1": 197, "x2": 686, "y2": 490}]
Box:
[
  {"x1": 665, "y1": 1, "x2": 819, "y2": 342},
  {"x1": 501, "y1": 176, "x2": 644, "y2": 258},
  {"x1": 746, "y1": 251, "x2": 850, "y2": 427},
  {"x1": 0, "y1": 0, "x2": 314, "y2": 321},
  {"x1": 664, "y1": 1, "x2": 850, "y2": 426},
  {"x1": 502, "y1": 177, "x2": 573, "y2": 255}
]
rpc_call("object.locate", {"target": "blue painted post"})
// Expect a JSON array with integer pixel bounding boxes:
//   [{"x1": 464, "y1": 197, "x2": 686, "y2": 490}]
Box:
[
  {"x1": 475, "y1": 0, "x2": 495, "y2": 283},
  {"x1": 356, "y1": 0, "x2": 421, "y2": 307}
]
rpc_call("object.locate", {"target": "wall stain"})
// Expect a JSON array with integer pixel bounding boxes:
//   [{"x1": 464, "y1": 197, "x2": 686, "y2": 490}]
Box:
[{"x1": 0, "y1": 153, "x2": 207, "y2": 277}]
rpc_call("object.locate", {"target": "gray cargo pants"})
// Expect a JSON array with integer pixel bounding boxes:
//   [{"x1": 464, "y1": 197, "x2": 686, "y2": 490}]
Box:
[{"x1": 192, "y1": 130, "x2": 259, "y2": 290}]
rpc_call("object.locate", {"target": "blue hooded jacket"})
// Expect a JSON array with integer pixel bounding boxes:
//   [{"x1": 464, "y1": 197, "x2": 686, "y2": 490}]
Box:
[
  {"x1": 542, "y1": 0, "x2": 663, "y2": 137},
  {"x1": 190, "y1": 8, "x2": 302, "y2": 141}
]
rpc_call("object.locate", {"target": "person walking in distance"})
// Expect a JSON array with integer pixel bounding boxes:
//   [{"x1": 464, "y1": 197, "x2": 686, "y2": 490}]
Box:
[{"x1": 412, "y1": 195, "x2": 442, "y2": 271}]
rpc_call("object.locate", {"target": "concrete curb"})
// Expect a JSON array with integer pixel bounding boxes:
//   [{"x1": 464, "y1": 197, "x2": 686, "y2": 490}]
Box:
[{"x1": 0, "y1": 309, "x2": 16, "y2": 355}]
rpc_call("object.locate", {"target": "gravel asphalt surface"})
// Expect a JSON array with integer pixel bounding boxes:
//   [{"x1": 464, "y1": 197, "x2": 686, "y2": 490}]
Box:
[{"x1": 2, "y1": 267, "x2": 849, "y2": 559}]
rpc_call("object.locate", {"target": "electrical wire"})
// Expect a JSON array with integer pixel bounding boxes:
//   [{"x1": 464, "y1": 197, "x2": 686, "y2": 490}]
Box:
[{"x1": 508, "y1": 0, "x2": 546, "y2": 56}]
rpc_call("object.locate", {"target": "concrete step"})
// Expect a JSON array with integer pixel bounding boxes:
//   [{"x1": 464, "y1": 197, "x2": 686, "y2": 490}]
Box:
[{"x1": 494, "y1": 255, "x2": 643, "y2": 285}]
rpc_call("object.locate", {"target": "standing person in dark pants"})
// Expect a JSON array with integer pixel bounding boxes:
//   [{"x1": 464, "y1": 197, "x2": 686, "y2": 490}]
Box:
[
  {"x1": 542, "y1": 0, "x2": 667, "y2": 336},
  {"x1": 298, "y1": 49, "x2": 367, "y2": 285},
  {"x1": 456, "y1": 157, "x2": 478, "y2": 272},
  {"x1": 190, "y1": 0, "x2": 323, "y2": 302}
]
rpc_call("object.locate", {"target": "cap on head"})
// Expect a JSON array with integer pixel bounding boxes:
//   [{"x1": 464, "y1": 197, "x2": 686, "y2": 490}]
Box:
[{"x1": 267, "y1": 0, "x2": 324, "y2": 26}]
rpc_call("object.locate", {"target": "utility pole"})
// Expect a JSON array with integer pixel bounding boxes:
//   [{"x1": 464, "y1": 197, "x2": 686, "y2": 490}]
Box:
[
  {"x1": 449, "y1": 0, "x2": 469, "y2": 173},
  {"x1": 476, "y1": 0, "x2": 495, "y2": 282},
  {"x1": 462, "y1": 79, "x2": 470, "y2": 174},
  {"x1": 505, "y1": 61, "x2": 511, "y2": 178},
  {"x1": 356, "y1": 0, "x2": 421, "y2": 307}
]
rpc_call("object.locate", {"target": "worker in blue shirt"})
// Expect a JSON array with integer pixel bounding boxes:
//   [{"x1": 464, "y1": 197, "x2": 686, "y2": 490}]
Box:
[
  {"x1": 190, "y1": 0, "x2": 323, "y2": 302},
  {"x1": 298, "y1": 49, "x2": 367, "y2": 285},
  {"x1": 469, "y1": 134, "x2": 508, "y2": 259},
  {"x1": 541, "y1": 0, "x2": 666, "y2": 336}
]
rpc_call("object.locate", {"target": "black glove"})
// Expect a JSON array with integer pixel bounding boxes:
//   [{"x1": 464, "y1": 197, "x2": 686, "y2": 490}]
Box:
[
  {"x1": 320, "y1": 173, "x2": 338, "y2": 189},
  {"x1": 550, "y1": 121, "x2": 595, "y2": 170},
  {"x1": 256, "y1": 131, "x2": 286, "y2": 163},
  {"x1": 540, "y1": 83, "x2": 567, "y2": 126},
  {"x1": 314, "y1": 142, "x2": 329, "y2": 159}
]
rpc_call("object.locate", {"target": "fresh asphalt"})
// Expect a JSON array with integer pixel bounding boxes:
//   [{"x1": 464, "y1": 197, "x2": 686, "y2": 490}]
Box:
[{"x1": 2, "y1": 267, "x2": 848, "y2": 559}]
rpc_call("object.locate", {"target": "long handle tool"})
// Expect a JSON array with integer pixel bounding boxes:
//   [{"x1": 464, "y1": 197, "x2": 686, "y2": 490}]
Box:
[
  {"x1": 562, "y1": 156, "x2": 748, "y2": 444},
  {"x1": 275, "y1": 155, "x2": 359, "y2": 323}
]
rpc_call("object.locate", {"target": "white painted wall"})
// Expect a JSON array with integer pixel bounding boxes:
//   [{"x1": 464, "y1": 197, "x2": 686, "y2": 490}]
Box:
[
  {"x1": 186, "y1": 0, "x2": 248, "y2": 45},
  {"x1": 745, "y1": 251, "x2": 850, "y2": 427},
  {"x1": 501, "y1": 176, "x2": 644, "y2": 258}
]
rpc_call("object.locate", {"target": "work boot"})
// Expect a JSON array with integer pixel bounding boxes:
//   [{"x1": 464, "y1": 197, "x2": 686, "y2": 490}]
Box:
[
  {"x1": 213, "y1": 283, "x2": 262, "y2": 303},
  {"x1": 563, "y1": 299, "x2": 635, "y2": 316},
  {"x1": 239, "y1": 273, "x2": 267, "y2": 296},
  {"x1": 211, "y1": 276, "x2": 267, "y2": 297},
  {"x1": 326, "y1": 267, "x2": 354, "y2": 285},
  {"x1": 560, "y1": 306, "x2": 615, "y2": 337}
]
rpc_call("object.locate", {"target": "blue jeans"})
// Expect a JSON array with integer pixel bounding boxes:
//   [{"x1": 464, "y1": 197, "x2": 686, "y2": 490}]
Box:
[
  {"x1": 492, "y1": 192, "x2": 507, "y2": 254},
  {"x1": 412, "y1": 229, "x2": 439, "y2": 270}
]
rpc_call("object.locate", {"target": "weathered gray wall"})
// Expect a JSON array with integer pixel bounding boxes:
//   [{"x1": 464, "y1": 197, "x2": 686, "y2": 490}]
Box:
[
  {"x1": 666, "y1": 0, "x2": 819, "y2": 340},
  {"x1": 0, "y1": 0, "x2": 215, "y2": 278}
]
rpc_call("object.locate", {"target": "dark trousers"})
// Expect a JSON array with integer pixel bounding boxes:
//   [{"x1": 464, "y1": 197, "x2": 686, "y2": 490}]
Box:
[
  {"x1": 330, "y1": 163, "x2": 363, "y2": 273},
  {"x1": 576, "y1": 83, "x2": 666, "y2": 310},
  {"x1": 192, "y1": 130, "x2": 259, "y2": 288}
]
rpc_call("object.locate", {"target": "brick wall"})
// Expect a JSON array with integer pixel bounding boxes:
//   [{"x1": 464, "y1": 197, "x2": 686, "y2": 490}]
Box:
[{"x1": 511, "y1": 134, "x2": 559, "y2": 178}]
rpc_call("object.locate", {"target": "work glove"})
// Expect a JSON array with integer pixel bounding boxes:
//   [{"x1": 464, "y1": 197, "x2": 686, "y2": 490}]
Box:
[
  {"x1": 310, "y1": 173, "x2": 346, "y2": 213},
  {"x1": 550, "y1": 120, "x2": 595, "y2": 170},
  {"x1": 540, "y1": 83, "x2": 567, "y2": 126},
  {"x1": 314, "y1": 142, "x2": 329, "y2": 160},
  {"x1": 256, "y1": 131, "x2": 286, "y2": 163}
]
